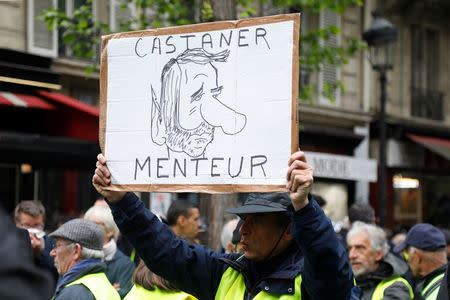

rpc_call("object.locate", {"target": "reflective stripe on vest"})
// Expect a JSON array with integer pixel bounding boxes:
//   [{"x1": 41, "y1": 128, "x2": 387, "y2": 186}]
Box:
[
  {"x1": 215, "y1": 266, "x2": 301, "y2": 299},
  {"x1": 124, "y1": 284, "x2": 197, "y2": 300},
  {"x1": 422, "y1": 273, "x2": 445, "y2": 300},
  {"x1": 66, "y1": 272, "x2": 120, "y2": 300},
  {"x1": 371, "y1": 276, "x2": 414, "y2": 300}
]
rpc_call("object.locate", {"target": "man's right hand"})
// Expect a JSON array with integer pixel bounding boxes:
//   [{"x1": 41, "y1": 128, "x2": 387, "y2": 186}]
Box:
[{"x1": 92, "y1": 153, "x2": 126, "y2": 202}]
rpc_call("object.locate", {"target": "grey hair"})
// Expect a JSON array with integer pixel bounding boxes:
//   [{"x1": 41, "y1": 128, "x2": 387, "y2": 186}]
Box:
[
  {"x1": 66, "y1": 243, "x2": 104, "y2": 260},
  {"x1": 347, "y1": 221, "x2": 390, "y2": 256},
  {"x1": 84, "y1": 206, "x2": 119, "y2": 241},
  {"x1": 221, "y1": 219, "x2": 239, "y2": 251}
]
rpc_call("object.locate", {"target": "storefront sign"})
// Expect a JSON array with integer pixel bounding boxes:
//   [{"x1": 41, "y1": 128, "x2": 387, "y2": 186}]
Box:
[{"x1": 305, "y1": 151, "x2": 377, "y2": 182}]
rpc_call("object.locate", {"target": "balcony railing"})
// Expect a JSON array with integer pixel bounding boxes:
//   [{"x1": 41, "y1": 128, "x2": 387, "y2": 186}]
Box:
[{"x1": 411, "y1": 87, "x2": 444, "y2": 121}]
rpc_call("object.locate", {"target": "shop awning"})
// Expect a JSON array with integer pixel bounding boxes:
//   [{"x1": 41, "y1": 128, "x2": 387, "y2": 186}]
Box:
[
  {"x1": 0, "y1": 91, "x2": 55, "y2": 110},
  {"x1": 37, "y1": 90, "x2": 99, "y2": 117},
  {"x1": 0, "y1": 131, "x2": 99, "y2": 169},
  {"x1": 406, "y1": 133, "x2": 450, "y2": 160}
]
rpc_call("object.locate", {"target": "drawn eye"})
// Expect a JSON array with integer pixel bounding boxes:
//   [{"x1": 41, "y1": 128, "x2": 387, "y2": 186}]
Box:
[
  {"x1": 191, "y1": 84, "x2": 204, "y2": 102},
  {"x1": 211, "y1": 86, "x2": 223, "y2": 98}
]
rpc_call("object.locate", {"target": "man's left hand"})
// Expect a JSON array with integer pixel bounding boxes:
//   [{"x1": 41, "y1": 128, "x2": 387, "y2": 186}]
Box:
[{"x1": 286, "y1": 150, "x2": 314, "y2": 211}]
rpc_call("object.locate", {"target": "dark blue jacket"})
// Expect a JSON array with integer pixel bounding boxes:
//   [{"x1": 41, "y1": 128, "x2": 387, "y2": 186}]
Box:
[{"x1": 108, "y1": 192, "x2": 353, "y2": 300}]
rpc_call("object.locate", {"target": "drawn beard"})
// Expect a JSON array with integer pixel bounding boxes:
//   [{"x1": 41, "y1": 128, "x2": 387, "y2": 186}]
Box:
[{"x1": 166, "y1": 121, "x2": 214, "y2": 157}]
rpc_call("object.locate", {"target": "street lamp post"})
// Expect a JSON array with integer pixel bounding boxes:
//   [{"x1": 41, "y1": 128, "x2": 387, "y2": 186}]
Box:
[{"x1": 362, "y1": 11, "x2": 397, "y2": 227}]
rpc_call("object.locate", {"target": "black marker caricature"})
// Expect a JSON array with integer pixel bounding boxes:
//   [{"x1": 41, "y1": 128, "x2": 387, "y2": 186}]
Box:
[{"x1": 151, "y1": 48, "x2": 247, "y2": 158}]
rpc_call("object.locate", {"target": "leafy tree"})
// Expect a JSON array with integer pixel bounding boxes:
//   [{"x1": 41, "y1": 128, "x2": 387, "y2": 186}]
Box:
[{"x1": 39, "y1": 0, "x2": 365, "y2": 102}]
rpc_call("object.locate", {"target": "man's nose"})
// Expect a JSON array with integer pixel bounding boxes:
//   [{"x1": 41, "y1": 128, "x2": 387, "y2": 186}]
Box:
[{"x1": 348, "y1": 248, "x2": 357, "y2": 259}]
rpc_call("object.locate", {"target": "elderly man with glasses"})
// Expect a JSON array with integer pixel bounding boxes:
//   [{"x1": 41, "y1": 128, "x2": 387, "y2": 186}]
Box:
[
  {"x1": 49, "y1": 218, "x2": 120, "y2": 300},
  {"x1": 14, "y1": 200, "x2": 58, "y2": 284}
]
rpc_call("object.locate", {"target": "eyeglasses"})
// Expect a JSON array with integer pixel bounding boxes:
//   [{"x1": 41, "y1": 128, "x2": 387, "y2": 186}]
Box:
[{"x1": 18, "y1": 222, "x2": 44, "y2": 230}]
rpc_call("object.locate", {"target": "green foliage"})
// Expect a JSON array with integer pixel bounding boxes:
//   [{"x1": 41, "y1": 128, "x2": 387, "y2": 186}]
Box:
[
  {"x1": 201, "y1": 1, "x2": 214, "y2": 21},
  {"x1": 38, "y1": 0, "x2": 365, "y2": 102}
]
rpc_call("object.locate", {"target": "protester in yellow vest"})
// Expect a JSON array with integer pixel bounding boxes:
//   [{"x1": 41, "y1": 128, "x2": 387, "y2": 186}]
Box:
[
  {"x1": 93, "y1": 150, "x2": 354, "y2": 299},
  {"x1": 347, "y1": 221, "x2": 413, "y2": 299},
  {"x1": 124, "y1": 260, "x2": 196, "y2": 300},
  {"x1": 49, "y1": 218, "x2": 120, "y2": 300},
  {"x1": 394, "y1": 223, "x2": 449, "y2": 300}
]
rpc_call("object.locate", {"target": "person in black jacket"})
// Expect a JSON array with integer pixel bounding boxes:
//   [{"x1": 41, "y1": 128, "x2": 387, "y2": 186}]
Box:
[
  {"x1": 92, "y1": 150, "x2": 354, "y2": 300},
  {"x1": 14, "y1": 200, "x2": 59, "y2": 284},
  {"x1": 0, "y1": 207, "x2": 54, "y2": 300}
]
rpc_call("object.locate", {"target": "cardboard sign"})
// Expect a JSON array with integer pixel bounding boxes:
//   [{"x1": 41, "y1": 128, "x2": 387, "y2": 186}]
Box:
[{"x1": 100, "y1": 14, "x2": 299, "y2": 193}]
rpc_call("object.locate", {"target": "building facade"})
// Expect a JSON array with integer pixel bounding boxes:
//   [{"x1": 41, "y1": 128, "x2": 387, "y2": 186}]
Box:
[{"x1": 0, "y1": 0, "x2": 448, "y2": 238}]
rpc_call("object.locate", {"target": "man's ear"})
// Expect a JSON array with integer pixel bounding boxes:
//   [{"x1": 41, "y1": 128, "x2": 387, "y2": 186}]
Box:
[
  {"x1": 150, "y1": 85, "x2": 166, "y2": 145},
  {"x1": 177, "y1": 215, "x2": 186, "y2": 227},
  {"x1": 375, "y1": 248, "x2": 384, "y2": 261},
  {"x1": 73, "y1": 243, "x2": 82, "y2": 260}
]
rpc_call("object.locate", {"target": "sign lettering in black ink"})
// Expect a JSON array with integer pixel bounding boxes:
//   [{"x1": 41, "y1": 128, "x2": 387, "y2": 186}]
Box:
[
  {"x1": 152, "y1": 37, "x2": 161, "y2": 54},
  {"x1": 211, "y1": 157, "x2": 224, "y2": 177},
  {"x1": 228, "y1": 156, "x2": 243, "y2": 178},
  {"x1": 134, "y1": 27, "x2": 271, "y2": 58},
  {"x1": 157, "y1": 158, "x2": 169, "y2": 178},
  {"x1": 202, "y1": 33, "x2": 213, "y2": 49},
  {"x1": 135, "y1": 38, "x2": 147, "y2": 58},
  {"x1": 255, "y1": 28, "x2": 270, "y2": 49},
  {"x1": 135, "y1": 157, "x2": 150, "y2": 180},
  {"x1": 173, "y1": 158, "x2": 187, "y2": 178},
  {"x1": 250, "y1": 155, "x2": 267, "y2": 177},
  {"x1": 133, "y1": 156, "x2": 268, "y2": 180},
  {"x1": 180, "y1": 34, "x2": 195, "y2": 49},
  {"x1": 165, "y1": 36, "x2": 176, "y2": 54},
  {"x1": 191, "y1": 157, "x2": 208, "y2": 176},
  {"x1": 220, "y1": 31, "x2": 232, "y2": 47},
  {"x1": 238, "y1": 29, "x2": 249, "y2": 47}
]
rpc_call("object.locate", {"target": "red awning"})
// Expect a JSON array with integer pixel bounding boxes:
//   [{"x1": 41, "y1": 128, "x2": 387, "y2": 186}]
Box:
[
  {"x1": 0, "y1": 91, "x2": 55, "y2": 110},
  {"x1": 36, "y1": 90, "x2": 99, "y2": 117},
  {"x1": 406, "y1": 133, "x2": 450, "y2": 160}
]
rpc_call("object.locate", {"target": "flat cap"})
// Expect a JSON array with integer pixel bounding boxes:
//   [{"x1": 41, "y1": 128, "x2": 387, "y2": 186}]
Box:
[{"x1": 49, "y1": 218, "x2": 104, "y2": 251}]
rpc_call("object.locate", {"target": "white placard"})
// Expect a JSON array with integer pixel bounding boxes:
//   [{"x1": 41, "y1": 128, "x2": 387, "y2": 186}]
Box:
[{"x1": 101, "y1": 14, "x2": 299, "y2": 193}]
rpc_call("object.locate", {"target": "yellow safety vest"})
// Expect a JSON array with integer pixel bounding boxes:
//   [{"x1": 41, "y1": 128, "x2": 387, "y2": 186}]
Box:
[
  {"x1": 371, "y1": 276, "x2": 414, "y2": 300},
  {"x1": 65, "y1": 272, "x2": 120, "y2": 300},
  {"x1": 421, "y1": 273, "x2": 445, "y2": 300},
  {"x1": 215, "y1": 266, "x2": 302, "y2": 299},
  {"x1": 124, "y1": 284, "x2": 197, "y2": 300}
]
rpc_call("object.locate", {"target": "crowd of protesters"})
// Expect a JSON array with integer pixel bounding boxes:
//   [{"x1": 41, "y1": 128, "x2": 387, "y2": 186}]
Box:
[{"x1": 0, "y1": 150, "x2": 448, "y2": 299}]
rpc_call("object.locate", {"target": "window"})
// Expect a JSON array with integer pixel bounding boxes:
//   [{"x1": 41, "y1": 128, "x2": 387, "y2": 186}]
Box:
[
  {"x1": 318, "y1": 9, "x2": 341, "y2": 105},
  {"x1": 58, "y1": 0, "x2": 97, "y2": 58},
  {"x1": 27, "y1": 0, "x2": 97, "y2": 59},
  {"x1": 410, "y1": 25, "x2": 443, "y2": 120},
  {"x1": 109, "y1": 0, "x2": 137, "y2": 32},
  {"x1": 27, "y1": 0, "x2": 58, "y2": 57}
]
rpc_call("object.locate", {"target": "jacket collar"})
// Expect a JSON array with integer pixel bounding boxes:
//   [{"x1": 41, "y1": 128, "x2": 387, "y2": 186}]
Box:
[{"x1": 219, "y1": 244, "x2": 303, "y2": 296}]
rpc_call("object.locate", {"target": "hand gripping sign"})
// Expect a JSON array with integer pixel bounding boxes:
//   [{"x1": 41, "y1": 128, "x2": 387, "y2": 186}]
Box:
[{"x1": 100, "y1": 13, "x2": 299, "y2": 193}]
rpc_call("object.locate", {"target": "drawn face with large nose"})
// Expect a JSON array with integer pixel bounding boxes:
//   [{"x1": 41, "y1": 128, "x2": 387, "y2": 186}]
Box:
[
  {"x1": 151, "y1": 49, "x2": 247, "y2": 158},
  {"x1": 178, "y1": 61, "x2": 246, "y2": 139}
]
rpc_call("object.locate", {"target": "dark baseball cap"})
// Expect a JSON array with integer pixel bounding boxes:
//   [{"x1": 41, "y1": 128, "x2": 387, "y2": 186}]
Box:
[
  {"x1": 225, "y1": 193, "x2": 291, "y2": 215},
  {"x1": 393, "y1": 223, "x2": 446, "y2": 252}
]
